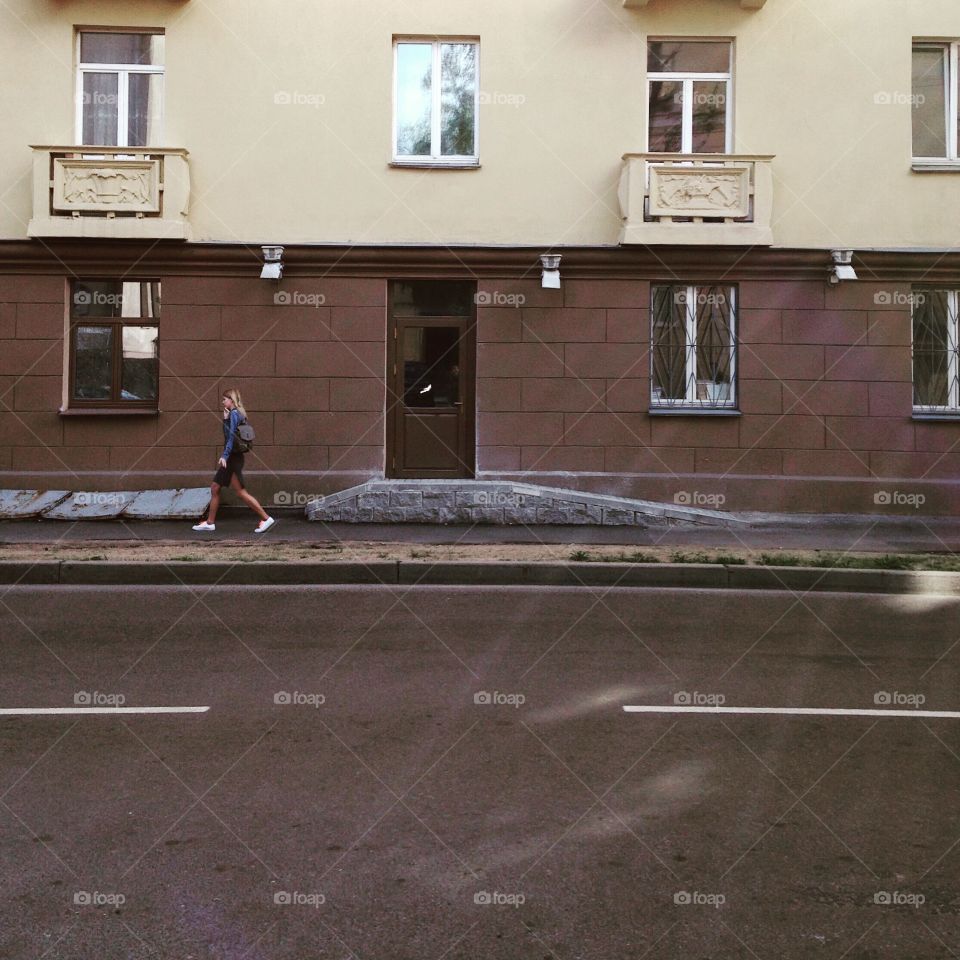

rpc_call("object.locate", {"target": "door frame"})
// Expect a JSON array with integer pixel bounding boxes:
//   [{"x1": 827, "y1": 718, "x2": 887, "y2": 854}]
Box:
[{"x1": 386, "y1": 284, "x2": 476, "y2": 479}]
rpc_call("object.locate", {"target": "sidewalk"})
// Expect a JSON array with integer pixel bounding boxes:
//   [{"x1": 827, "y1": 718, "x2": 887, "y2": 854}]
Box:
[{"x1": 1, "y1": 507, "x2": 958, "y2": 553}]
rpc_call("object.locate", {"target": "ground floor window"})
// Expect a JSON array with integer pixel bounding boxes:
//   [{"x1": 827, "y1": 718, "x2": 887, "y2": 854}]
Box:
[
  {"x1": 651, "y1": 284, "x2": 737, "y2": 410},
  {"x1": 913, "y1": 289, "x2": 960, "y2": 414},
  {"x1": 69, "y1": 280, "x2": 160, "y2": 407}
]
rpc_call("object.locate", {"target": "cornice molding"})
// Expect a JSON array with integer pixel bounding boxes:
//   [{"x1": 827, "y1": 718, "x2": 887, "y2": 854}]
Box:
[{"x1": 0, "y1": 240, "x2": 958, "y2": 282}]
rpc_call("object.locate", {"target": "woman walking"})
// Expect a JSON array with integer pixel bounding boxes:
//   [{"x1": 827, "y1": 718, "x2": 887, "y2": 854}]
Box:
[{"x1": 192, "y1": 389, "x2": 276, "y2": 534}]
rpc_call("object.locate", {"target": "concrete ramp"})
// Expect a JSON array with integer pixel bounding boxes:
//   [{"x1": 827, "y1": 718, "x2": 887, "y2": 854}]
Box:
[{"x1": 306, "y1": 479, "x2": 745, "y2": 528}]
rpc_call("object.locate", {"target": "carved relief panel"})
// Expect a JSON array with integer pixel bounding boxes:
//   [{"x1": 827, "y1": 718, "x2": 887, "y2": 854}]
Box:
[
  {"x1": 647, "y1": 165, "x2": 751, "y2": 219},
  {"x1": 52, "y1": 158, "x2": 160, "y2": 214}
]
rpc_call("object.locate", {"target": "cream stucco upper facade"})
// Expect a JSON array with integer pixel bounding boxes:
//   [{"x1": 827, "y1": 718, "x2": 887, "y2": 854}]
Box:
[{"x1": 0, "y1": 0, "x2": 957, "y2": 249}]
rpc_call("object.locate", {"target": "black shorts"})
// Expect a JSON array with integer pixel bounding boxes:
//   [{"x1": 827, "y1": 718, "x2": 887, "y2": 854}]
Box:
[{"x1": 213, "y1": 453, "x2": 245, "y2": 488}]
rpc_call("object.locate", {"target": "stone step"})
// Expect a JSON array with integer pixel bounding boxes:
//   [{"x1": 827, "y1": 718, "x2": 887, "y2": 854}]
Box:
[{"x1": 305, "y1": 479, "x2": 745, "y2": 528}]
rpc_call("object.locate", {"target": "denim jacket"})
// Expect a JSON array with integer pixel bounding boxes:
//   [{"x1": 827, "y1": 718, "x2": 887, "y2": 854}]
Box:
[{"x1": 221, "y1": 408, "x2": 242, "y2": 460}]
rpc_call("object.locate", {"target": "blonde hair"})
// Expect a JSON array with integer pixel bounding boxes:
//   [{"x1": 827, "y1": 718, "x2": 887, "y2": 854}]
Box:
[{"x1": 224, "y1": 388, "x2": 247, "y2": 418}]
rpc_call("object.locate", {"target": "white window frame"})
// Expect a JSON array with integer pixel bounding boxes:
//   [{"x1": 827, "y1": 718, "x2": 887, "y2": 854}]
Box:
[
  {"x1": 646, "y1": 39, "x2": 734, "y2": 154},
  {"x1": 912, "y1": 41, "x2": 959, "y2": 162},
  {"x1": 392, "y1": 37, "x2": 480, "y2": 166},
  {"x1": 75, "y1": 29, "x2": 164, "y2": 147},
  {"x1": 912, "y1": 289, "x2": 960, "y2": 414},
  {"x1": 651, "y1": 284, "x2": 738, "y2": 410}
]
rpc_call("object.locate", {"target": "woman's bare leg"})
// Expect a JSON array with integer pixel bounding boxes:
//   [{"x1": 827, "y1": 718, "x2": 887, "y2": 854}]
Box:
[
  {"x1": 206, "y1": 482, "x2": 222, "y2": 523},
  {"x1": 230, "y1": 474, "x2": 269, "y2": 521}
]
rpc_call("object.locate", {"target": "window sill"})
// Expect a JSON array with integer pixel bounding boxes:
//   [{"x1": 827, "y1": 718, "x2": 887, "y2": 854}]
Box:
[
  {"x1": 59, "y1": 407, "x2": 160, "y2": 417},
  {"x1": 649, "y1": 407, "x2": 741, "y2": 417},
  {"x1": 389, "y1": 160, "x2": 480, "y2": 170},
  {"x1": 911, "y1": 161, "x2": 960, "y2": 173},
  {"x1": 913, "y1": 412, "x2": 960, "y2": 422}
]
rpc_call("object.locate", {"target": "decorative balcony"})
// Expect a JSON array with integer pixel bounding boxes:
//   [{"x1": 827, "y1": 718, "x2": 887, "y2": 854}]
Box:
[
  {"x1": 28, "y1": 146, "x2": 191, "y2": 240},
  {"x1": 619, "y1": 153, "x2": 775, "y2": 246}
]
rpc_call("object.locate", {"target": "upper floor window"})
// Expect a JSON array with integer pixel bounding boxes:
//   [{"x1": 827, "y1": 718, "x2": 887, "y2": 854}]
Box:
[
  {"x1": 77, "y1": 30, "x2": 164, "y2": 147},
  {"x1": 651, "y1": 284, "x2": 737, "y2": 411},
  {"x1": 648, "y1": 40, "x2": 732, "y2": 154},
  {"x1": 393, "y1": 39, "x2": 478, "y2": 165},
  {"x1": 912, "y1": 43, "x2": 959, "y2": 161},
  {"x1": 913, "y1": 290, "x2": 959, "y2": 414},
  {"x1": 69, "y1": 280, "x2": 160, "y2": 408}
]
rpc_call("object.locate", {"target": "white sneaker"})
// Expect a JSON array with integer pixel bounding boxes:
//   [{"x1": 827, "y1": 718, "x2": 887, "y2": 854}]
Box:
[
  {"x1": 192, "y1": 521, "x2": 216, "y2": 532},
  {"x1": 254, "y1": 516, "x2": 276, "y2": 534}
]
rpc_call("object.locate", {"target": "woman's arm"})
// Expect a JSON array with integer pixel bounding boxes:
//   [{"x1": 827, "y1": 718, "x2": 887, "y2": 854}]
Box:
[{"x1": 221, "y1": 408, "x2": 240, "y2": 461}]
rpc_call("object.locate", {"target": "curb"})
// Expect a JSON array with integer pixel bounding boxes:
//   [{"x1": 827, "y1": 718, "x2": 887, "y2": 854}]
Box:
[{"x1": 1, "y1": 561, "x2": 959, "y2": 595}]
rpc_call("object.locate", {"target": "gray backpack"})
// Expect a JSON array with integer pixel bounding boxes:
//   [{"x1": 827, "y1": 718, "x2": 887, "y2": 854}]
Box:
[{"x1": 233, "y1": 417, "x2": 255, "y2": 454}]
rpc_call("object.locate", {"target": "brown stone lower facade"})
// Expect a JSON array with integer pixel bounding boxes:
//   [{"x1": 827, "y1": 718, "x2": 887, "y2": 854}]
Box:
[{"x1": 0, "y1": 241, "x2": 958, "y2": 515}]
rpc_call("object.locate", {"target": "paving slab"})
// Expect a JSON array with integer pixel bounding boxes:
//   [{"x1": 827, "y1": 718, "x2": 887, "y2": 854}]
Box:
[
  {"x1": 0, "y1": 490, "x2": 70, "y2": 519},
  {"x1": 42, "y1": 491, "x2": 137, "y2": 520},
  {"x1": 123, "y1": 488, "x2": 210, "y2": 520}
]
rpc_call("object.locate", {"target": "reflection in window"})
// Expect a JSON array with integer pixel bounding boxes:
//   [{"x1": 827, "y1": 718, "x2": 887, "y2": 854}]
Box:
[
  {"x1": 912, "y1": 44, "x2": 955, "y2": 160},
  {"x1": 402, "y1": 326, "x2": 461, "y2": 408},
  {"x1": 121, "y1": 326, "x2": 159, "y2": 400},
  {"x1": 392, "y1": 280, "x2": 476, "y2": 317},
  {"x1": 651, "y1": 284, "x2": 737, "y2": 409},
  {"x1": 647, "y1": 40, "x2": 731, "y2": 154},
  {"x1": 74, "y1": 327, "x2": 114, "y2": 400},
  {"x1": 78, "y1": 30, "x2": 164, "y2": 147},
  {"x1": 913, "y1": 290, "x2": 959, "y2": 412},
  {"x1": 395, "y1": 40, "x2": 478, "y2": 162},
  {"x1": 69, "y1": 280, "x2": 160, "y2": 407}
]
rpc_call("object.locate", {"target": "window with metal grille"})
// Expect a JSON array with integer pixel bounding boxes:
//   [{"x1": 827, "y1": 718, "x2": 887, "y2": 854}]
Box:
[
  {"x1": 913, "y1": 290, "x2": 960, "y2": 414},
  {"x1": 651, "y1": 284, "x2": 737, "y2": 410}
]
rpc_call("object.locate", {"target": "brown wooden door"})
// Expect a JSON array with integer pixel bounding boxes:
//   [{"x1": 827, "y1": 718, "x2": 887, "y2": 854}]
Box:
[{"x1": 388, "y1": 284, "x2": 475, "y2": 478}]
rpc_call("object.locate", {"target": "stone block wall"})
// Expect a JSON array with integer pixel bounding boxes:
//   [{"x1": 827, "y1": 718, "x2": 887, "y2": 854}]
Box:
[
  {"x1": 0, "y1": 274, "x2": 386, "y2": 498},
  {"x1": 475, "y1": 276, "x2": 960, "y2": 515}
]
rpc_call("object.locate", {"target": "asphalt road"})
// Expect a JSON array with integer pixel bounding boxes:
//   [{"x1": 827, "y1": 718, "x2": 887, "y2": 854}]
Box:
[{"x1": 1, "y1": 585, "x2": 959, "y2": 959}]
